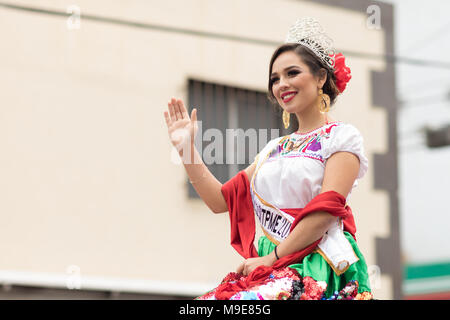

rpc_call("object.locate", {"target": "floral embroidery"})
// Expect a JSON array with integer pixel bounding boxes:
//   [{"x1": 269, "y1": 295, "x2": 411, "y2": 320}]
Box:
[
  {"x1": 306, "y1": 137, "x2": 321, "y2": 152},
  {"x1": 268, "y1": 123, "x2": 340, "y2": 163}
]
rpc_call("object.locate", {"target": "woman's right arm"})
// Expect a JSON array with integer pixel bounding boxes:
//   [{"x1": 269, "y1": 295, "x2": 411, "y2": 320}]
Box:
[
  {"x1": 182, "y1": 148, "x2": 228, "y2": 214},
  {"x1": 164, "y1": 98, "x2": 256, "y2": 214}
]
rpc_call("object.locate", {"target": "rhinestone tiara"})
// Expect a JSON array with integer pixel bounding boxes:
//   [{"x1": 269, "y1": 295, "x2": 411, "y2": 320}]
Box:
[{"x1": 285, "y1": 17, "x2": 336, "y2": 69}]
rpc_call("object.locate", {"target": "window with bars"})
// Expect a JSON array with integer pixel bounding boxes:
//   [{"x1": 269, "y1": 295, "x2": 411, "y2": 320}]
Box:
[{"x1": 187, "y1": 79, "x2": 291, "y2": 198}]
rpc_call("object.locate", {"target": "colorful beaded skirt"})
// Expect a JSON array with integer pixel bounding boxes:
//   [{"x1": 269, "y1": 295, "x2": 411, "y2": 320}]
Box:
[{"x1": 197, "y1": 232, "x2": 373, "y2": 300}]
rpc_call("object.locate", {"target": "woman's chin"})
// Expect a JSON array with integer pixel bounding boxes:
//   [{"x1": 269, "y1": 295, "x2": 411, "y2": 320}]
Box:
[
  {"x1": 281, "y1": 100, "x2": 311, "y2": 115},
  {"x1": 282, "y1": 105, "x2": 299, "y2": 114}
]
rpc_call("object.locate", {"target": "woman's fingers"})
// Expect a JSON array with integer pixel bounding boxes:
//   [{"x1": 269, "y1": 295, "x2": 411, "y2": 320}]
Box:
[
  {"x1": 168, "y1": 98, "x2": 187, "y2": 122},
  {"x1": 236, "y1": 260, "x2": 250, "y2": 275},
  {"x1": 167, "y1": 98, "x2": 196, "y2": 126},
  {"x1": 163, "y1": 111, "x2": 172, "y2": 127},
  {"x1": 236, "y1": 261, "x2": 245, "y2": 275},
  {"x1": 173, "y1": 98, "x2": 183, "y2": 120},
  {"x1": 177, "y1": 99, "x2": 189, "y2": 119},
  {"x1": 168, "y1": 100, "x2": 177, "y2": 121},
  {"x1": 191, "y1": 108, "x2": 197, "y2": 125}
]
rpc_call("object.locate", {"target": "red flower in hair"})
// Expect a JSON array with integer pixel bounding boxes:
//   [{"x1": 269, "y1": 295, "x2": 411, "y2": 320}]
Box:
[{"x1": 332, "y1": 53, "x2": 352, "y2": 93}]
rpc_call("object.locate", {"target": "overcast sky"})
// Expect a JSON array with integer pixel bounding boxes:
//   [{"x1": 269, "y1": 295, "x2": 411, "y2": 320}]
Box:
[{"x1": 379, "y1": 0, "x2": 450, "y2": 264}]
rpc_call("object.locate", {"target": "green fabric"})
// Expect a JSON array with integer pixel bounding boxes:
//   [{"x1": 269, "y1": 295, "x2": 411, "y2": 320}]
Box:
[{"x1": 257, "y1": 232, "x2": 372, "y2": 298}]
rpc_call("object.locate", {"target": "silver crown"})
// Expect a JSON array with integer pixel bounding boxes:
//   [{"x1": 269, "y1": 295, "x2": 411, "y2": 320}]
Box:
[{"x1": 285, "y1": 17, "x2": 336, "y2": 69}]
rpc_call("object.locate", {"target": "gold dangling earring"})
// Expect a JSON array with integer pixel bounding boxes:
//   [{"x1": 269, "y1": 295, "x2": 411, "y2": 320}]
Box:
[
  {"x1": 282, "y1": 110, "x2": 290, "y2": 129},
  {"x1": 317, "y1": 88, "x2": 331, "y2": 114}
]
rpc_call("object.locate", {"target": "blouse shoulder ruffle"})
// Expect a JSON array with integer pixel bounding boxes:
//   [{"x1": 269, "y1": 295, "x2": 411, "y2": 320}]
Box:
[{"x1": 322, "y1": 123, "x2": 368, "y2": 179}]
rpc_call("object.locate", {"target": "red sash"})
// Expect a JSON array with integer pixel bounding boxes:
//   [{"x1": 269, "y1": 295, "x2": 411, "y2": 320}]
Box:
[{"x1": 217, "y1": 170, "x2": 357, "y2": 300}]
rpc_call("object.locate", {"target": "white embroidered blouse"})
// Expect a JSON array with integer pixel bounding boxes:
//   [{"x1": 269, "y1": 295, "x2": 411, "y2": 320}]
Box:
[
  {"x1": 252, "y1": 121, "x2": 368, "y2": 210},
  {"x1": 249, "y1": 121, "x2": 368, "y2": 274}
]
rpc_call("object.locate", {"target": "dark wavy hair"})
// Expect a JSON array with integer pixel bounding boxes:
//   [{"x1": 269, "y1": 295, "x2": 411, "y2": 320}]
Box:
[{"x1": 267, "y1": 43, "x2": 340, "y2": 108}]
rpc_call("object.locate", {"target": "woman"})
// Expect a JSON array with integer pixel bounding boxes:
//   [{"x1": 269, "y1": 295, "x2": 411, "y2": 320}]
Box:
[{"x1": 163, "y1": 18, "x2": 373, "y2": 300}]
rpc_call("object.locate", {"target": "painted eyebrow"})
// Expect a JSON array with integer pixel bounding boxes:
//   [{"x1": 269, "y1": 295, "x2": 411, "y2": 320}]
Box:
[{"x1": 270, "y1": 65, "x2": 300, "y2": 77}]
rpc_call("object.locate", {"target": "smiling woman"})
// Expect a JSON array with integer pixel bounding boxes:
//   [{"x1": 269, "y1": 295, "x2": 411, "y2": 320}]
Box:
[
  {"x1": 164, "y1": 17, "x2": 372, "y2": 300},
  {"x1": 267, "y1": 44, "x2": 342, "y2": 133}
]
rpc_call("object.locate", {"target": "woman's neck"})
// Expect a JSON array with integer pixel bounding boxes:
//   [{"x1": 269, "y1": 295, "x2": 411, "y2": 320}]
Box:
[{"x1": 294, "y1": 109, "x2": 331, "y2": 134}]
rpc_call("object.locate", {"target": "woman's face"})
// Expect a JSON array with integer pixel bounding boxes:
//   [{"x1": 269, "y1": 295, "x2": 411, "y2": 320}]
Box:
[{"x1": 270, "y1": 51, "x2": 324, "y2": 115}]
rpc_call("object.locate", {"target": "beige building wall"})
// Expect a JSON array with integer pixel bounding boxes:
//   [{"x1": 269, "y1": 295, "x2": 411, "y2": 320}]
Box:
[{"x1": 0, "y1": 0, "x2": 396, "y2": 299}]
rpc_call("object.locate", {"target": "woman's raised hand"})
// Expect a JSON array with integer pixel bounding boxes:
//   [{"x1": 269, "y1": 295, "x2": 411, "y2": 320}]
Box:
[{"x1": 163, "y1": 98, "x2": 198, "y2": 153}]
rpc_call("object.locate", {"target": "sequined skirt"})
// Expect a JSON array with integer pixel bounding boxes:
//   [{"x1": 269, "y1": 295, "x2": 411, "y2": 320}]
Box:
[{"x1": 196, "y1": 232, "x2": 373, "y2": 300}]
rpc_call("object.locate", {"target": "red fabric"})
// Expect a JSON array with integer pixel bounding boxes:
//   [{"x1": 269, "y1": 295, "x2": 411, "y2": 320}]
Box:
[
  {"x1": 220, "y1": 170, "x2": 258, "y2": 258},
  {"x1": 283, "y1": 206, "x2": 356, "y2": 241},
  {"x1": 217, "y1": 171, "x2": 357, "y2": 300}
]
